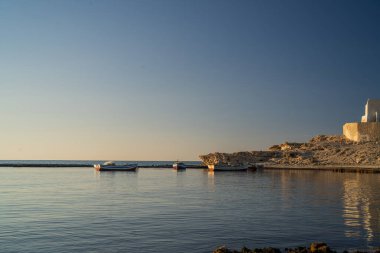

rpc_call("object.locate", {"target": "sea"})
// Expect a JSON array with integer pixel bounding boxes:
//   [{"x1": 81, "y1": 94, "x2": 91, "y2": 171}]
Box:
[{"x1": 0, "y1": 160, "x2": 379, "y2": 253}]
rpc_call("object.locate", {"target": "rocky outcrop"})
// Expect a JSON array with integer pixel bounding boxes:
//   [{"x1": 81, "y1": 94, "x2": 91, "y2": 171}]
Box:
[
  {"x1": 199, "y1": 151, "x2": 282, "y2": 166},
  {"x1": 213, "y1": 242, "x2": 380, "y2": 253},
  {"x1": 200, "y1": 135, "x2": 380, "y2": 166}
]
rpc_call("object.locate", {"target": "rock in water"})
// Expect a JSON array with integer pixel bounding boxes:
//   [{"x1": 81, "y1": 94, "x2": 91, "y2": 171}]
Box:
[
  {"x1": 213, "y1": 246, "x2": 235, "y2": 253},
  {"x1": 310, "y1": 242, "x2": 333, "y2": 253}
]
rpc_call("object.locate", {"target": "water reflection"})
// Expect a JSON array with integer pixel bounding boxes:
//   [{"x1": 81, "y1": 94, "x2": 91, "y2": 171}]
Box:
[
  {"x1": 343, "y1": 177, "x2": 374, "y2": 241},
  {"x1": 272, "y1": 170, "x2": 380, "y2": 245},
  {"x1": 207, "y1": 170, "x2": 215, "y2": 192},
  {"x1": 2, "y1": 167, "x2": 380, "y2": 252}
]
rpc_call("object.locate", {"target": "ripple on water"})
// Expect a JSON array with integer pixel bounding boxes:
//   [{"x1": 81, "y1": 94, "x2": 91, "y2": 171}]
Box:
[{"x1": 0, "y1": 168, "x2": 380, "y2": 252}]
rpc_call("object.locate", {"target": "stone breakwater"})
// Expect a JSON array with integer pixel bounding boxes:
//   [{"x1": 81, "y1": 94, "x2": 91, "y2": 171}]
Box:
[
  {"x1": 212, "y1": 242, "x2": 380, "y2": 253},
  {"x1": 200, "y1": 135, "x2": 380, "y2": 167}
]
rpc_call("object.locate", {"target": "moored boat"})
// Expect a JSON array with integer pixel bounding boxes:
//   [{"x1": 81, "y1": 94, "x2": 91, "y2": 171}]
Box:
[
  {"x1": 94, "y1": 161, "x2": 138, "y2": 171},
  {"x1": 173, "y1": 162, "x2": 186, "y2": 170},
  {"x1": 208, "y1": 164, "x2": 248, "y2": 172},
  {"x1": 247, "y1": 164, "x2": 258, "y2": 171}
]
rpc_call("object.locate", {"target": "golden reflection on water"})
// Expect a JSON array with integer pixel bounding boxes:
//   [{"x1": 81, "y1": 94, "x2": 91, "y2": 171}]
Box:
[
  {"x1": 207, "y1": 170, "x2": 215, "y2": 191},
  {"x1": 275, "y1": 170, "x2": 379, "y2": 243},
  {"x1": 343, "y1": 177, "x2": 373, "y2": 241}
]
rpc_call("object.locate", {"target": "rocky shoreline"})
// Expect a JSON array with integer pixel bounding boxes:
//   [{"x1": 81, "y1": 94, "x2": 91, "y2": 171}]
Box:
[
  {"x1": 212, "y1": 242, "x2": 380, "y2": 253},
  {"x1": 200, "y1": 135, "x2": 380, "y2": 169}
]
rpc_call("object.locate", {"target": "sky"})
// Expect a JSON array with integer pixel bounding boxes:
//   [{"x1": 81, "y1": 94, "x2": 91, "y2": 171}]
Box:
[{"x1": 0, "y1": 0, "x2": 379, "y2": 161}]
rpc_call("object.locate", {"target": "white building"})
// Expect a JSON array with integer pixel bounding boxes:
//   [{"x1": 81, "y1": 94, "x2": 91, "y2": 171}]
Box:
[
  {"x1": 361, "y1": 99, "x2": 380, "y2": 122},
  {"x1": 343, "y1": 99, "x2": 380, "y2": 142}
]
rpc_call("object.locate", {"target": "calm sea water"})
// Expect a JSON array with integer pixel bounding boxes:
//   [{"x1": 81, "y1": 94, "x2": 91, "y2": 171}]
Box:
[{"x1": 0, "y1": 163, "x2": 379, "y2": 252}]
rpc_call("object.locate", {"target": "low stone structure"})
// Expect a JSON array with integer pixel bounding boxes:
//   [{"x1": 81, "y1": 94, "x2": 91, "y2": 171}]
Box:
[
  {"x1": 343, "y1": 122, "x2": 380, "y2": 142},
  {"x1": 343, "y1": 99, "x2": 380, "y2": 142}
]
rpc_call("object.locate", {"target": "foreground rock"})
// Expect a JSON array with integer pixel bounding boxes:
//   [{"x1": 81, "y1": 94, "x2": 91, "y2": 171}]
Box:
[
  {"x1": 212, "y1": 242, "x2": 380, "y2": 253},
  {"x1": 200, "y1": 135, "x2": 380, "y2": 167}
]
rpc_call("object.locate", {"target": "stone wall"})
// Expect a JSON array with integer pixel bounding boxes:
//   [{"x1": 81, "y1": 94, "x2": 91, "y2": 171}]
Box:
[{"x1": 343, "y1": 122, "x2": 380, "y2": 142}]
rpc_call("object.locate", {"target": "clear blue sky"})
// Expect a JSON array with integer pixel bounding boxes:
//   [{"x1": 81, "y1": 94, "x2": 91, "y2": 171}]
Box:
[{"x1": 0, "y1": 0, "x2": 379, "y2": 160}]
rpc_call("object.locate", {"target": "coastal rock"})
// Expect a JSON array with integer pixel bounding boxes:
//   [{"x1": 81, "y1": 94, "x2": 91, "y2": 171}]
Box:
[
  {"x1": 200, "y1": 135, "x2": 380, "y2": 166},
  {"x1": 280, "y1": 142, "x2": 303, "y2": 151},
  {"x1": 213, "y1": 246, "x2": 236, "y2": 253},
  {"x1": 213, "y1": 243, "x2": 339, "y2": 253},
  {"x1": 252, "y1": 247, "x2": 282, "y2": 253},
  {"x1": 199, "y1": 151, "x2": 281, "y2": 166},
  {"x1": 310, "y1": 242, "x2": 332, "y2": 253},
  {"x1": 269, "y1": 145, "x2": 281, "y2": 151},
  {"x1": 285, "y1": 247, "x2": 308, "y2": 253},
  {"x1": 213, "y1": 247, "x2": 281, "y2": 253}
]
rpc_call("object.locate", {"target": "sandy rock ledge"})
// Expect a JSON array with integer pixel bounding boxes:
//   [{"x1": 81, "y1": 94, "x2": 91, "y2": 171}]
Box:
[{"x1": 200, "y1": 135, "x2": 380, "y2": 167}]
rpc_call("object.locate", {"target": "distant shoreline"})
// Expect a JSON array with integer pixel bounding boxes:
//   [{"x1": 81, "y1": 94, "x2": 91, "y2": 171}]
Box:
[
  {"x1": 0, "y1": 163, "x2": 207, "y2": 169},
  {"x1": 0, "y1": 163, "x2": 91, "y2": 168},
  {"x1": 1, "y1": 162, "x2": 380, "y2": 173}
]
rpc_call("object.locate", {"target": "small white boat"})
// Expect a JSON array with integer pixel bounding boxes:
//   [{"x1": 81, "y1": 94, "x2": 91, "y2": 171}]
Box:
[
  {"x1": 94, "y1": 161, "x2": 138, "y2": 171},
  {"x1": 208, "y1": 164, "x2": 248, "y2": 172},
  {"x1": 173, "y1": 162, "x2": 186, "y2": 170}
]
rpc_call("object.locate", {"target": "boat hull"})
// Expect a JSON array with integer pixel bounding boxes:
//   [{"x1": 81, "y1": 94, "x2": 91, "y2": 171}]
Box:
[
  {"x1": 94, "y1": 164, "x2": 138, "y2": 172},
  {"x1": 173, "y1": 163, "x2": 186, "y2": 170}
]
